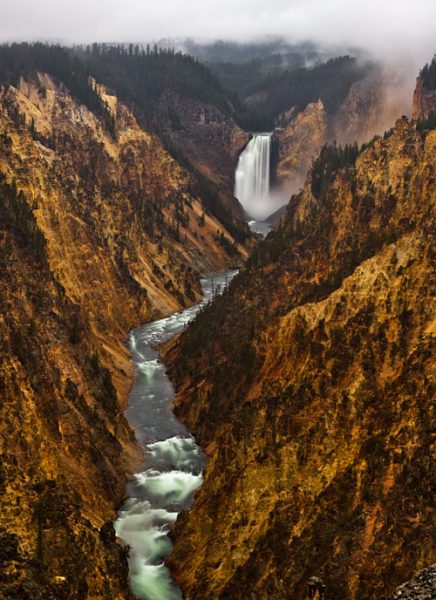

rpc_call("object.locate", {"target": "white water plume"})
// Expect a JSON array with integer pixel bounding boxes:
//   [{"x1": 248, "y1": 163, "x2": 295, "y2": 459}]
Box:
[
  {"x1": 235, "y1": 133, "x2": 272, "y2": 221},
  {"x1": 134, "y1": 470, "x2": 203, "y2": 508},
  {"x1": 147, "y1": 436, "x2": 201, "y2": 470}
]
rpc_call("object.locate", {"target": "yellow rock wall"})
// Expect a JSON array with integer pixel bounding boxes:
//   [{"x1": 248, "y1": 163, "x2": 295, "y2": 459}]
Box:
[
  {"x1": 165, "y1": 120, "x2": 435, "y2": 599},
  {"x1": 0, "y1": 74, "x2": 249, "y2": 598}
]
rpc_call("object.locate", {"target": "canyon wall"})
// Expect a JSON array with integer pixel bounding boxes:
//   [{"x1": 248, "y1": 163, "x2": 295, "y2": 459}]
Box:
[
  {"x1": 153, "y1": 90, "x2": 249, "y2": 190},
  {"x1": 152, "y1": 90, "x2": 251, "y2": 228},
  {"x1": 413, "y1": 74, "x2": 436, "y2": 119},
  {"x1": 0, "y1": 73, "x2": 250, "y2": 598},
  {"x1": 0, "y1": 173, "x2": 136, "y2": 599},
  {"x1": 275, "y1": 72, "x2": 413, "y2": 197},
  {"x1": 165, "y1": 116, "x2": 435, "y2": 599}
]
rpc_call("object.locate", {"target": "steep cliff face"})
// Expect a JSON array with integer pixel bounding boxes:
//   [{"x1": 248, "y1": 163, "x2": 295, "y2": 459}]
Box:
[
  {"x1": 153, "y1": 90, "x2": 249, "y2": 191},
  {"x1": 413, "y1": 75, "x2": 436, "y2": 119},
  {"x1": 275, "y1": 72, "x2": 412, "y2": 196},
  {"x1": 165, "y1": 118, "x2": 435, "y2": 599},
  {"x1": 275, "y1": 100, "x2": 328, "y2": 196},
  {"x1": 333, "y1": 73, "x2": 412, "y2": 144},
  {"x1": 0, "y1": 73, "x2": 250, "y2": 598},
  {"x1": 0, "y1": 74, "x2": 249, "y2": 392},
  {"x1": 0, "y1": 176, "x2": 136, "y2": 598}
]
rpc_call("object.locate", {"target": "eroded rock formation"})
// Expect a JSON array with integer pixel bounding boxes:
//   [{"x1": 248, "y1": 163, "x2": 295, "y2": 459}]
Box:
[
  {"x1": 413, "y1": 75, "x2": 436, "y2": 119},
  {"x1": 389, "y1": 565, "x2": 436, "y2": 600},
  {"x1": 0, "y1": 73, "x2": 250, "y2": 598},
  {"x1": 165, "y1": 116, "x2": 435, "y2": 599},
  {"x1": 275, "y1": 72, "x2": 413, "y2": 196}
]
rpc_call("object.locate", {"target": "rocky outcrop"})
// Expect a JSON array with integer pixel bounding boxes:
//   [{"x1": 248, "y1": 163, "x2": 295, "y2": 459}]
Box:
[
  {"x1": 413, "y1": 75, "x2": 436, "y2": 119},
  {"x1": 275, "y1": 99, "x2": 328, "y2": 195},
  {"x1": 165, "y1": 117, "x2": 435, "y2": 599},
  {"x1": 389, "y1": 565, "x2": 436, "y2": 600},
  {"x1": 0, "y1": 73, "x2": 251, "y2": 598},
  {"x1": 275, "y1": 72, "x2": 412, "y2": 196},
  {"x1": 152, "y1": 90, "x2": 250, "y2": 213}
]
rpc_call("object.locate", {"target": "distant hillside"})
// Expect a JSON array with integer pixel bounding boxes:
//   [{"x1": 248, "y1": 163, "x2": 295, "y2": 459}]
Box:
[
  {"x1": 208, "y1": 54, "x2": 375, "y2": 130},
  {"x1": 178, "y1": 38, "x2": 327, "y2": 64}
]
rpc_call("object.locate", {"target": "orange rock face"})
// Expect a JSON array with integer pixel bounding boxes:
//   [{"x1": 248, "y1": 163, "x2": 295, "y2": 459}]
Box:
[
  {"x1": 165, "y1": 118, "x2": 435, "y2": 599},
  {"x1": 0, "y1": 74, "x2": 251, "y2": 597},
  {"x1": 275, "y1": 99, "x2": 328, "y2": 196}
]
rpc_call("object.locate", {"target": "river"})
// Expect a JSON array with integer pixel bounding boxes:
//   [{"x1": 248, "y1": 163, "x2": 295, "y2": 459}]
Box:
[{"x1": 114, "y1": 270, "x2": 238, "y2": 600}]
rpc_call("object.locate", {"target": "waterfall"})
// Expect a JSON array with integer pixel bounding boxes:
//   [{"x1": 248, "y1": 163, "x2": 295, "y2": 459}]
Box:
[{"x1": 234, "y1": 133, "x2": 272, "y2": 221}]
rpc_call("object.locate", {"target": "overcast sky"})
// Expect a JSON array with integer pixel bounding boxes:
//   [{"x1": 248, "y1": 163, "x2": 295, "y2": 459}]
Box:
[{"x1": 1, "y1": 0, "x2": 435, "y2": 67}]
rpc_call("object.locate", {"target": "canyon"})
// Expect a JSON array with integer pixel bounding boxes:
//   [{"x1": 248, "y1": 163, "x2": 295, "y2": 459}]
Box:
[
  {"x1": 164, "y1": 88, "x2": 436, "y2": 597},
  {"x1": 0, "y1": 43, "x2": 434, "y2": 600},
  {"x1": 0, "y1": 58, "x2": 250, "y2": 598}
]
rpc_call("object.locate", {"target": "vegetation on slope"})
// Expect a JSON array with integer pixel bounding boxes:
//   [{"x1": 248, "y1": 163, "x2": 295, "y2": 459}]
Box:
[
  {"x1": 75, "y1": 43, "x2": 237, "y2": 126},
  {"x1": 0, "y1": 43, "x2": 233, "y2": 122},
  {"x1": 213, "y1": 56, "x2": 375, "y2": 130},
  {"x1": 166, "y1": 116, "x2": 435, "y2": 599},
  {"x1": 0, "y1": 175, "x2": 134, "y2": 599},
  {"x1": 420, "y1": 55, "x2": 436, "y2": 90},
  {"x1": 0, "y1": 43, "x2": 107, "y2": 117},
  {"x1": 310, "y1": 142, "x2": 361, "y2": 200},
  {"x1": 206, "y1": 50, "x2": 322, "y2": 95},
  {"x1": 183, "y1": 39, "x2": 323, "y2": 64}
]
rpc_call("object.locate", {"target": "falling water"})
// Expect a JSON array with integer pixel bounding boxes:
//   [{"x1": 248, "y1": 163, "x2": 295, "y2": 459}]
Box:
[
  {"x1": 114, "y1": 271, "x2": 237, "y2": 600},
  {"x1": 234, "y1": 133, "x2": 272, "y2": 221}
]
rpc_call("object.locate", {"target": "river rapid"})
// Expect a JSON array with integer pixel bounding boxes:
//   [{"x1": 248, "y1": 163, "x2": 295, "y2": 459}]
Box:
[{"x1": 114, "y1": 270, "x2": 238, "y2": 600}]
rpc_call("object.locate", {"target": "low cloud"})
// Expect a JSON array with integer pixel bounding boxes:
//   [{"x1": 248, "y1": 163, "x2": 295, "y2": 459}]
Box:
[{"x1": 1, "y1": 0, "x2": 435, "y2": 71}]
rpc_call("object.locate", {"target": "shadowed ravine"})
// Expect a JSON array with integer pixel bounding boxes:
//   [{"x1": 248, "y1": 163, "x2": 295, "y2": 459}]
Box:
[{"x1": 114, "y1": 271, "x2": 238, "y2": 600}]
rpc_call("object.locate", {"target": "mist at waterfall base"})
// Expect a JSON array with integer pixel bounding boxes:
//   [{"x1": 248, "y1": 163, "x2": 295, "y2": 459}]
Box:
[
  {"x1": 234, "y1": 133, "x2": 288, "y2": 226},
  {"x1": 114, "y1": 271, "x2": 237, "y2": 600}
]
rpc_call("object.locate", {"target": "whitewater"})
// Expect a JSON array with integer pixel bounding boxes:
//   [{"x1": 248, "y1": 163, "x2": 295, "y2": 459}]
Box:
[
  {"x1": 114, "y1": 271, "x2": 237, "y2": 600},
  {"x1": 234, "y1": 132, "x2": 287, "y2": 227}
]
